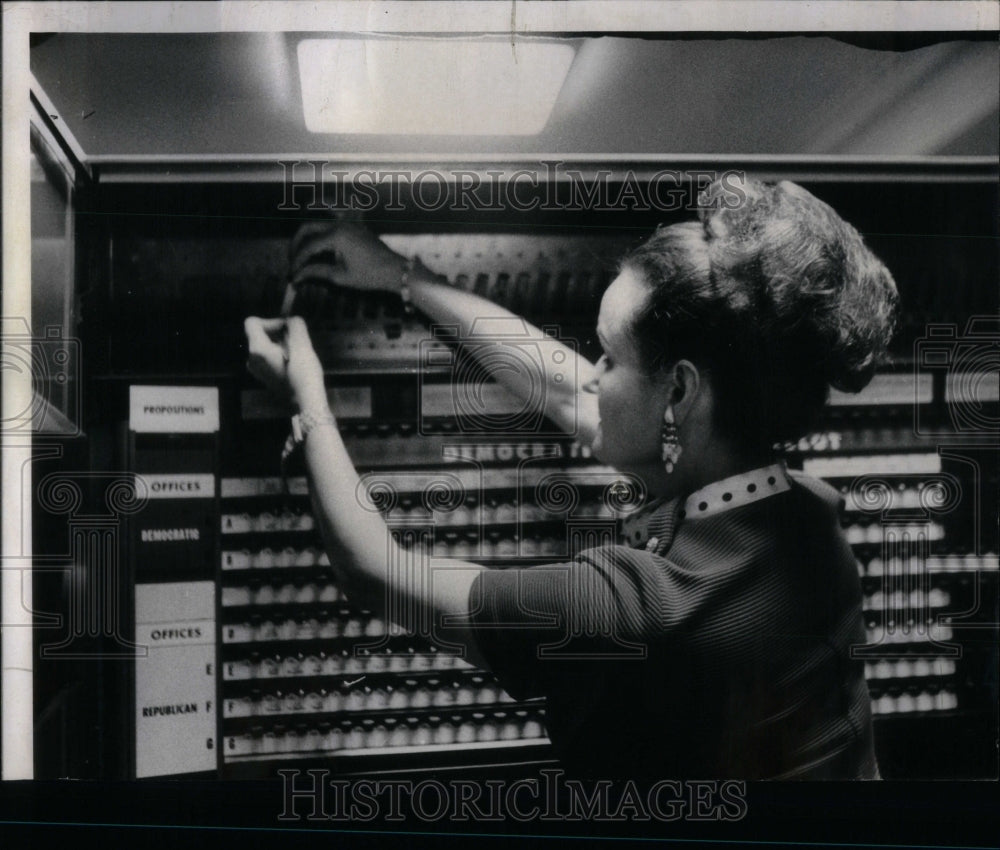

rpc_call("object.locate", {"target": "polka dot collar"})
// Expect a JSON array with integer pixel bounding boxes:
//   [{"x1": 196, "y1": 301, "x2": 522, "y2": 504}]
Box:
[
  {"x1": 619, "y1": 463, "x2": 791, "y2": 553},
  {"x1": 680, "y1": 463, "x2": 790, "y2": 521}
]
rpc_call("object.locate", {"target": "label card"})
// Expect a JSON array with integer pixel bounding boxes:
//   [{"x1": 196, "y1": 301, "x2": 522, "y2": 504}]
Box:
[{"x1": 135, "y1": 581, "x2": 216, "y2": 777}]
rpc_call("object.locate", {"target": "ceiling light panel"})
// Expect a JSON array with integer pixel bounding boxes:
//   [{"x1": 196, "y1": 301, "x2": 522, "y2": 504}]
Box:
[{"x1": 298, "y1": 38, "x2": 575, "y2": 135}]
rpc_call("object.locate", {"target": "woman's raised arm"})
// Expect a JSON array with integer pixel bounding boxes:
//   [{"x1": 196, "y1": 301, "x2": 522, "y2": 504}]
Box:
[
  {"x1": 291, "y1": 222, "x2": 599, "y2": 446},
  {"x1": 244, "y1": 315, "x2": 491, "y2": 670}
]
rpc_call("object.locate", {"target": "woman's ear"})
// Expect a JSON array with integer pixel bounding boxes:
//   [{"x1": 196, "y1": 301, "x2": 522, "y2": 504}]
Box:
[{"x1": 667, "y1": 359, "x2": 701, "y2": 423}]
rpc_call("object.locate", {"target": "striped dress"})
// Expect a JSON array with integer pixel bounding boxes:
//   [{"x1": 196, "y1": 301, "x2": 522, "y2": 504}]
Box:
[{"x1": 468, "y1": 471, "x2": 880, "y2": 780}]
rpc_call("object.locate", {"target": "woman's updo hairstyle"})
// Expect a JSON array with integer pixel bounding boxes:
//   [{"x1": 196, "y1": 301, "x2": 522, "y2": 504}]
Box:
[{"x1": 623, "y1": 178, "x2": 898, "y2": 452}]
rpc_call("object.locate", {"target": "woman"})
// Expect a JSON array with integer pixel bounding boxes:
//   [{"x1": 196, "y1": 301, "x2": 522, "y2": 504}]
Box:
[{"x1": 244, "y1": 178, "x2": 897, "y2": 779}]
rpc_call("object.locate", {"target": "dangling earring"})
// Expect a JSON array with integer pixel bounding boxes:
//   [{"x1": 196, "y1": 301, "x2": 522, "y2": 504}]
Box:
[{"x1": 661, "y1": 405, "x2": 682, "y2": 474}]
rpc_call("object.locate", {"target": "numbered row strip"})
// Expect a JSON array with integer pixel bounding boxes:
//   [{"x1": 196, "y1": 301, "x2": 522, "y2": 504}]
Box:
[
  {"x1": 870, "y1": 689, "x2": 959, "y2": 716},
  {"x1": 803, "y1": 453, "x2": 942, "y2": 477},
  {"x1": 221, "y1": 533, "x2": 601, "y2": 566},
  {"x1": 865, "y1": 657, "x2": 957, "y2": 680},
  {"x1": 221, "y1": 467, "x2": 622, "y2": 500},
  {"x1": 223, "y1": 710, "x2": 548, "y2": 760},
  {"x1": 860, "y1": 554, "x2": 998, "y2": 576},
  {"x1": 218, "y1": 549, "x2": 998, "y2": 577},
  {"x1": 220, "y1": 504, "x2": 622, "y2": 536},
  {"x1": 863, "y1": 620, "x2": 955, "y2": 645},
  {"x1": 861, "y1": 589, "x2": 952, "y2": 612},
  {"x1": 843, "y1": 522, "x2": 945, "y2": 546},
  {"x1": 223, "y1": 678, "x2": 517, "y2": 717}
]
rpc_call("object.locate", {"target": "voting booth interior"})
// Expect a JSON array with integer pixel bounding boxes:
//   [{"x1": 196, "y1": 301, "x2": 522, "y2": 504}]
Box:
[{"x1": 21, "y1": 29, "x2": 1000, "y2": 781}]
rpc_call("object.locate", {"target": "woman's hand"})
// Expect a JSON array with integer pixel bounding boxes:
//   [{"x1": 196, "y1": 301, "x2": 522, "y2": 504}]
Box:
[
  {"x1": 244, "y1": 316, "x2": 328, "y2": 412},
  {"x1": 289, "y1": 221, "x2": 407, "y2": 294}
]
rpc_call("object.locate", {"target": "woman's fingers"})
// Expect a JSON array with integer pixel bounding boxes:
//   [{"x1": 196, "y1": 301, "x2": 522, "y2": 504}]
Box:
[
  {"x1": 291, "y1": 261, "x2": 343, "y2": 289},
  {"x1": 289, "y1": 221, "x2": 366, "y2": 269},
  {"x1": 289, "y1": 221, "x2": 403, "y2": 293},
  {"x1": 244, "y1": 316, "x2": 319, "y2": 363},
  {"x1": 289, "y1": 223, "x2": 339, "y2": 275},
  {"x1": 246, "y1": 316, "x2": 288, "y2": 333},
  {"x1": 289, "y1": 223, "x2": 361, "y2": 288},
  {"x1": 285, "y1": 316, "x2": 318, "y2": 363},
  {"x1": 243, "y1": 317, "x2": 292, "y2": 392},
  {"x1": 244, "y1": 317, "x2": 283, "y2": 351},
  {"x1": 244, "y1": 316, "x2": 328, "y2": 410}
]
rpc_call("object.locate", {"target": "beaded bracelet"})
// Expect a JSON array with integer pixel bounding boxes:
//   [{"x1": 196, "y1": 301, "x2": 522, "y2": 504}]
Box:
[
  {"x1": 399, "y1": 257, "x2": 416, "y2": 316},
  {"x1": 398, "y1": 256, "x2": 450, "y2": 314},
  {"x1": 280, "y1": 408, "x2": 337, "y2": 500}
]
